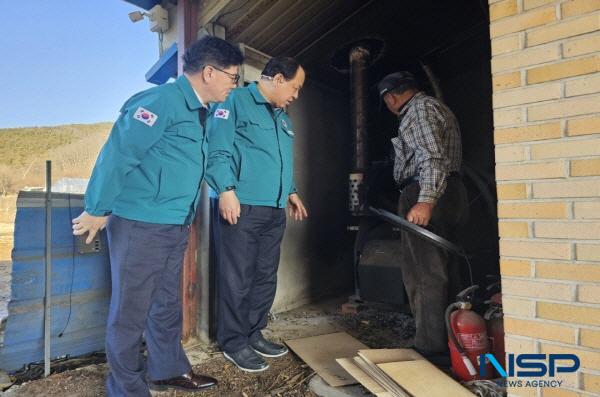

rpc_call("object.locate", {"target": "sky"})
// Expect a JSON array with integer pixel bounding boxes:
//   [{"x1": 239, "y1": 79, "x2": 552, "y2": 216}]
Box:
[{"x1": 0, "y1": 2, "x2": 159, "y2": 128}]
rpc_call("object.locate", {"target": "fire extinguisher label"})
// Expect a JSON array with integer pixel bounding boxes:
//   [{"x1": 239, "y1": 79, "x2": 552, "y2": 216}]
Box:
[{"x1": 458, "y1": 332, "x2": 488, "y2": 349}]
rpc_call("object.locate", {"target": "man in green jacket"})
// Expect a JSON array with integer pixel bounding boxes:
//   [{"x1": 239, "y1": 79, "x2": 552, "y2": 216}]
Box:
[
  {"x1": 206, "y1": 57, "x2": 308, "y2": 372},
  {"x1": 72, "y1": 36, "x2": 243, "y2": 396}
]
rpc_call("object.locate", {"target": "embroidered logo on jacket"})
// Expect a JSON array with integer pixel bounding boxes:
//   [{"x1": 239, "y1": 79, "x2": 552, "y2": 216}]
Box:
[
  {"x1": 133, "y1": 107, "x2": 158, "y2": 126},
  {"x1": 214, "y1": 109, "x2": 230, "y2": 119}
]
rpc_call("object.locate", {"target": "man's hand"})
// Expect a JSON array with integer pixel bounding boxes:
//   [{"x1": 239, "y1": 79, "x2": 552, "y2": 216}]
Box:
[
  {"x1": 220, "y1": 190, "x2": 241, "y2": 225},
  {"x1": 72, "y1": 211, "x2": 108, "y2": 244},
  {"x1": 287, "y1": 193, "x2": 308, "y2": 221},
  {"x1": 406, "y1": 202, "x2": 434, "y2": 226}
]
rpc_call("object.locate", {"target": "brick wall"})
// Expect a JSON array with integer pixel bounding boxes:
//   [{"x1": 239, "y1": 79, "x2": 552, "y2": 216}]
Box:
[{"x1": 489, "y1": 0, "x2": 600, "y2": 395}]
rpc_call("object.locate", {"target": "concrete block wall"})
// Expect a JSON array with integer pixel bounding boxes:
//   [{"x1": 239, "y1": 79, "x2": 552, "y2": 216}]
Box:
[{"x1": 489, "y1": 0, "x2": 600, "y2": 395}]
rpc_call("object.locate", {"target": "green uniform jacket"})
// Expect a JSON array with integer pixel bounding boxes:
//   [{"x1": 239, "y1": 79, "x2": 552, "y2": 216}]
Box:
[
  {"x1": 206, "y1": 83, "x2": 297, "y2": 208},
  {"x1": 84, "y1": 76, "x2": 208, "y2": 225}
]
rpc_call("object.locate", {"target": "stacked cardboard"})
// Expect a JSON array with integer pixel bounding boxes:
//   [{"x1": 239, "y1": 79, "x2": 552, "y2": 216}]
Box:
[
  {"x1": 337, "y1": 348, "x2": 475, "y2": 397},
  {"x1": 286, "y1": 332, "x2": 474, "y2": 397}
]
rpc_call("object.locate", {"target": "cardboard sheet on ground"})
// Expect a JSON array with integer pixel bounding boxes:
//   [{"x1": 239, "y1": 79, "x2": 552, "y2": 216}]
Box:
[
  {"x1": 285, "y1": 332, "x2": 368, "y2": 387},
  {"x1": 355, "y1": 349, "x2": 425, "y2": 396},
  {"x1": 358, "y1": 348, "x2": 424, "y2": 363},
  {"x1": 378, "y1": 360, "x2": 475, "y2": 397},
  {"x1": 336, "y1": 358, "x2": 393, "y2": 397},
  {"x1": 353, "y1": 357, "x2": 408, "y2": 397}
]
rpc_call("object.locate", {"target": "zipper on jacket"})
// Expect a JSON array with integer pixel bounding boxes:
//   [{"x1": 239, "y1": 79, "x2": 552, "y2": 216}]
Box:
[{"x1": 267, "y1": 106, "x2": 284, "y2": 207}]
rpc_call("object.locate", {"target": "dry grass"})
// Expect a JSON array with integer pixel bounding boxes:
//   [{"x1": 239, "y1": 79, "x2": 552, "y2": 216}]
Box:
[{"x1": 4, "y1": 299, "x2": 415, "y2": 396}]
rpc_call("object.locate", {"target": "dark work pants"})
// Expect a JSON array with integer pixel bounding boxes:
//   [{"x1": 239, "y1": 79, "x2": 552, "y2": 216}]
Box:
[
  {"x1": 397, "y1": 177, "x2": 469, "y2": 353},
  {"x1": 105, "y1": 216, "x2": 192, "y2": 397},
  {"x1": 216, "y1": 204, "x2": 286, "y2": 354}
]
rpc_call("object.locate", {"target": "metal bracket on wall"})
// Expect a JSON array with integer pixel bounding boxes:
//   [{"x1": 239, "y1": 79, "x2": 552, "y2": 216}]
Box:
[{"x1": 75, "y1": 235, "x2": 103, "y2": 254}]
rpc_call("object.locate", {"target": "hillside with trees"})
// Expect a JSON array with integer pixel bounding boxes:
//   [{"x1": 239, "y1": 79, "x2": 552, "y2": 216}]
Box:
[
  {"x1": 0, "y1": 122, "x2": 112, "y2": 261},
  {"x1": 0, "y1": 123, "x2": 112, "y2": 195}
]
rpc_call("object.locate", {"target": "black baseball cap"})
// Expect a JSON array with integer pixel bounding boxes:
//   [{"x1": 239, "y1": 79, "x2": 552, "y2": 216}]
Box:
[{"x1": 377, "y1": 71, "x2": 419, "y2": 98}]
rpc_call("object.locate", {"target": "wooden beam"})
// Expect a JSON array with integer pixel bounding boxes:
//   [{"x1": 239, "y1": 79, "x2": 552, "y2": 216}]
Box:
[
  {"x1": 198, "y1": 0, "x2": 235, "y2": 28},
  {"x1": 177, "y1": 0, "x2": 199, "y2": 76},
  {"x1": 177, "y1": 0, "x2": 200, "y2": 342}
]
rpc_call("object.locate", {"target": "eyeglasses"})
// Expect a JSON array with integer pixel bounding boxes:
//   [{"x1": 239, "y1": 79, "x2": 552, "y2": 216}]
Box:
[{"x1": 207, "y1": 65, "x2": 240, "y2": 85}]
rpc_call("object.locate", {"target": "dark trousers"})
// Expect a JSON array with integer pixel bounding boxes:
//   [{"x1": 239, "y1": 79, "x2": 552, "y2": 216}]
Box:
[
  {"x1": 105, "y1": 216, "x2": 191, "y2": 397},
  {"x1": 397, "y1": 177, "x2": 469, "y2": 352},
  {"x1": 216, "y1": 204, "x2": 286, "y2": 354}
]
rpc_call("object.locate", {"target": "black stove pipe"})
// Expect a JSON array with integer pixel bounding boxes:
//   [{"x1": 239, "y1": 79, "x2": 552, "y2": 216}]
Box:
[
  {"x1": 350, "y1": 46, "x2": 369, "y2": 172},
  {"x1": 349, "y1": 46, "x2": 370, "y2": 215}
]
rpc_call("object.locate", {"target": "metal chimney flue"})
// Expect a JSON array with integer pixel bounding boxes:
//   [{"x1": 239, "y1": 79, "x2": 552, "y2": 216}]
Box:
[
  {"x1": 350, "y1": 46, "x2": 369, "y2": 173},
  {"x1": 331, "y1": 38, "x2": 384, "y2": 215}
]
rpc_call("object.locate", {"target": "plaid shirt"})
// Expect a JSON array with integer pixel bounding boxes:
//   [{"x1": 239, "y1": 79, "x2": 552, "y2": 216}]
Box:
[{"x1": 391, "y1": 92, "x2": 462, "y2": 204}]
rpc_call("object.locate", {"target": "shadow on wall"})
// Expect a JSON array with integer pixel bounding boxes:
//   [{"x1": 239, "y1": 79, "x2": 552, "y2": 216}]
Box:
[{"x1": 273, "y1": 79, "x2": 354, "y2": 312}]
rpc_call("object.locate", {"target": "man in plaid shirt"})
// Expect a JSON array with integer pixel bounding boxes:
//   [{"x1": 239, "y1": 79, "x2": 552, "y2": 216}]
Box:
[{"x1": 378, "y1": 71, "x2": 469, "y2": 358}]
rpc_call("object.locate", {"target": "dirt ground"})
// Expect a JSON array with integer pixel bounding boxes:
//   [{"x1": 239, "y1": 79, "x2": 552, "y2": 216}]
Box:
[{"x1": 3, "y1": 298, "x2": 415, "y2": 397}]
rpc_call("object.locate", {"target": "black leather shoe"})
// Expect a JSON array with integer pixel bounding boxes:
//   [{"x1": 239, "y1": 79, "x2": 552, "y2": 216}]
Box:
[
  {"x1": 223, "y1": 346, "x2": 269, "y2": 372},
  {"x1": 149, "y1": 370, "x2": 217, "y2": 391},
  {"x1": 250, "y1": 335, "x2": 289, "y2": 358}
]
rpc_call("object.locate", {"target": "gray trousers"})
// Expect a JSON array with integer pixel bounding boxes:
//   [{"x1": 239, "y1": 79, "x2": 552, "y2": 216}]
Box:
[
  {"x1": 105, "y1": 216, "x2": 192, "y2": 397},
  {"x1": 397, "y1": 176, "x2": 469, "y2": 352}
]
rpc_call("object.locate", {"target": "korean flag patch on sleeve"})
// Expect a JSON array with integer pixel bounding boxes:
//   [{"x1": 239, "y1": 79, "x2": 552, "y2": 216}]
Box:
[
  {"x1": 214, "y1": 109, "x2": 230, "y2": 120},
  {"x1": 133, "y1": 107, "x2": 158, "y2": 127}
]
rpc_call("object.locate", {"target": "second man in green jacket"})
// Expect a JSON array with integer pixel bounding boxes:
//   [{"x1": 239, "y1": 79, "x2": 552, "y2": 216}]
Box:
[{"x1": 206, "y1": 57, "x2": 308, "y2": 372}]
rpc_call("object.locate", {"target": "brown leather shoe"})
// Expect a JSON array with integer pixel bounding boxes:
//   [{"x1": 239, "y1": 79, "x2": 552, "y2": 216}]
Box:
[{"x1": 149, "y1": 371, "x2": 217, "y2": 392}]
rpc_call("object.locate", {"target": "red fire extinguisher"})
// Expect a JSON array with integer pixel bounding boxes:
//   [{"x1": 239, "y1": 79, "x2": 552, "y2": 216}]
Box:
[
  {"x1": 446, "y1": 285, "x2": 494, "y2": 381},
  {"x1": 485, "y1": 280, "x2": 505, "y2": 377}
]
